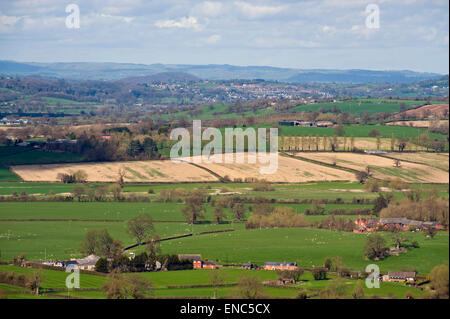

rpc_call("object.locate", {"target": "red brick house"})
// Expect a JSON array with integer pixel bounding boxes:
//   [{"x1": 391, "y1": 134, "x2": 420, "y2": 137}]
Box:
[
  {"x1": 353, "y1": 215, "x2": 378, "y2": 233},
  {"x1": 177, "y1": 254, "x2": 202, "y2": 269}
]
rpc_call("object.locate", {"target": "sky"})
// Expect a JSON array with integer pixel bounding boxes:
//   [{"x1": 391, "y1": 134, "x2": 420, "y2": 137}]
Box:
[{"x1": 0, "y1": 0, "x2": 448, "y2": 73}]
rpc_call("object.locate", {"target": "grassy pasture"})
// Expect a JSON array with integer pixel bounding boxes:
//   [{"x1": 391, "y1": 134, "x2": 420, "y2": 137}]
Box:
[
  {"x1": 0, "y1": 146, "x2": 85, "y2": 167},
  {"x1": 154, "y1": 228, "x2": 449, "y2": 276},
  {"x1": 274, "y1": 124, "x2": 447, "y2": 140},
  {"x1": 0, "y1": 266, "x2": 428, "y2": 299},
  {"x1": 0, "y1": 220, "x2": 243, "y2": 261},
  {"x1": 0, "y1": 264, "x2": 108, "y2": 289},
  {"x1": 292, "y1": 98, "x2": 435, "y2": 115}
]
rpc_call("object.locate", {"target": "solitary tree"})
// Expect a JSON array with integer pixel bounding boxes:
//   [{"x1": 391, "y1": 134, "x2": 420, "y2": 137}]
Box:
[
  {"x1": 26, "y1": 270, "x2": 43, "y2": 295},
  {"x1": 352, "y1": 280, "x2": 365, "y2": 299},
  {"x1": 430, "y1": 264, "x2": 449, "y2": 299},
  {"x1": 127, "y1": 213, "x2": 155, "y2": 245},
  {"x1": 209, "y1": 269, "x2": 227, "y2": 299},
  {"x1": 233, "y1": 275, "x2": 267, "y2": 299},
  {"x1": 232, "y1": 203, "x2": 246, "y2": 221},
  {"x1": 213, "y1": 206, "x2": 227, "y2": 224},
  {"x1": 182, "y1": 194, "x2": 206, "y2": 225},
  {"x1": 364, "y1": 235, "x2": 389, "y2": 260}
]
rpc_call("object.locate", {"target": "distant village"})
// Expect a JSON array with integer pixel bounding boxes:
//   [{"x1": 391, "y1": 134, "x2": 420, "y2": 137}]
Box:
[{"x1": 1, "y1": 117, "x2": 29, "y2": 126}]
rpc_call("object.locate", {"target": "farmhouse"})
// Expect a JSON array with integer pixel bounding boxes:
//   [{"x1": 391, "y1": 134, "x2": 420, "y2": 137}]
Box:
[
  {"x1": 193, "y1": 260, "x2": 217, "y2": 269},
  {"x1": 182, "y1": 254, "x2": 217, "y2": 269},
  {"x1": 264, "y1": 262, "x2": 298, "y2": 271}
]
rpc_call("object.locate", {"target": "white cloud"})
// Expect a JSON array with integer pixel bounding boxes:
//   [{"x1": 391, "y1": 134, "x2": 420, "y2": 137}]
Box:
[
  {"x1": 322, "y1": 25, "x2": 336, "y2": 34},
  {"x1": 155, "y1": 16, "x2": 201, "y2": 30},
  {"x1": 0, "y1": 15, "x2": 21, "y2": 26},
  {"x1": 204, "y1": 34, "x2": 221, "y2": 43},
  {"x1": 187, "y1": 34, "x2": 221, "y2": 47},
  {"x1": 234, "y1": 1, "x2": 287, "y2": 19},
  {"x1": 199, "y1": 1, "x2": 223, "y2": 17},
  {"x1": 98, "y1": 13, "x2": 135, "y2": 24}
]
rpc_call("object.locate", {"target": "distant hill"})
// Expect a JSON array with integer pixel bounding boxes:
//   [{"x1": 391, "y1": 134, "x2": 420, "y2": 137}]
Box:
[
  {"x1": 118, "y1": 72, "x2": 201, "y2": 83},
  {"x1": 285, "y1": 69, "x2": 442, "y2": 84},
  {"x1": 0, "y1": 60, "x2": 444, "y2": 84}
]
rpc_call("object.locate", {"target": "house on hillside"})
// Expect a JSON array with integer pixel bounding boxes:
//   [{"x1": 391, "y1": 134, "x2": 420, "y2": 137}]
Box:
[{"x1": 264, "y1": 262, "x2": 298, "y2": 271}]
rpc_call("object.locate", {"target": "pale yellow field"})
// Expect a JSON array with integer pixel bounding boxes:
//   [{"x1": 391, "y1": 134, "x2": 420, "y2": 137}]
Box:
[
  {"x1": 11, "y1": 160, "x2": 219, "y2": 183},
  {"x1": 293, "y1": 152, "x2": 449, "y2": 183},
  {"x1": 387, "y1": 120, "x2": 449, "y2": 128},
  {"x1": 179, "y1": 153, "x2": 357, "y2": 183},
  {"x1": 381, "y1": 152, "x2": 449, "y2": 172},
  {"x1": 281, "y1": 136, "x2": 425, "y2": 151}
]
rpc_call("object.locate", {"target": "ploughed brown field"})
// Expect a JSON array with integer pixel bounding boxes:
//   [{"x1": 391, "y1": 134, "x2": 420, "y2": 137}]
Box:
[
  {"x1": 291, "y1": 152, "x2": 449, "y2": 183},
  {"x1": 394, "y1": 104, "x2": 449, "y2": 118},
  {"x1": 11, "y1": 160, "x2": 219, "y2": 183},
  {"x1": 386, "y1": 120, "x2": 449, "y2": 128}
]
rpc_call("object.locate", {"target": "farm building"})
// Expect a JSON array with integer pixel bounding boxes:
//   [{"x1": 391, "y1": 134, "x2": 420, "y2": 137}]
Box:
[
  {"x1": 276, "y1": 278, "x2": 296, "y2": 285},
  {"x1": 353, "y1": 215, "x2": 378, "y2": 233},
  {"x1": 354, "y1": 217, "x2": 446, "y2": 233},
  {"x1": 264, "y1": 262, "x2": 298, "y2": 271},
  {"x1": 278, "y1": 120, "x2": 334, "y2": 127},
  {"x1": 242, "y1": 263, "x2": 257, "y2": 270},
  {"x1": 76, "y1": 254, "x2": 100, "y2": 271},
  {"x1": 54, "y1": 260, "x2": 78, "y2": 269},
  {"x1": 202, "y1": 261, "x2": 217, "y2": 269},
  {"x1": 316, "y1": 121, "x2": 334, "y2": 127},
  {"x1": 383, "y1": 271, "x2": 417, "y2": 282}
]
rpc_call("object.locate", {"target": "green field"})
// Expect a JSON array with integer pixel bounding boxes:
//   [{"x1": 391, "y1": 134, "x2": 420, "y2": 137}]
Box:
[
  {"x1": 159, "y1": 98, "x2": 440, "y2": 121},
  {"x1": 273, "y1": 124, "x2": 447, "y2": 139},
  {"x1": 292, "y1": 98, "x2": 438, "y2": 115},
  {"x1": 153, "y1": 228, "x2": 449, "y2": 276},
  {"x1": 0, "y1": 265, "x2": 429, "y2": 299},
  {"x1": 0, "y1": 146, "x2": 85, "y2": 167}
]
